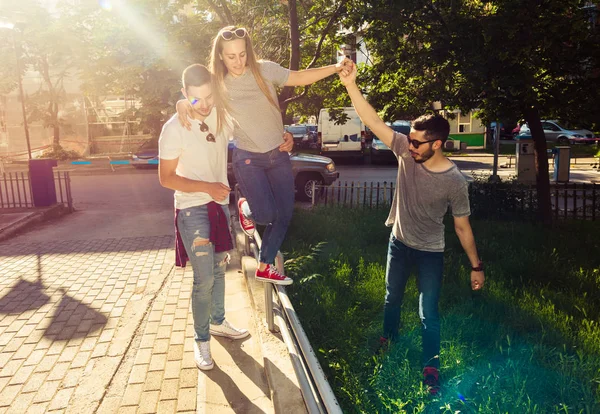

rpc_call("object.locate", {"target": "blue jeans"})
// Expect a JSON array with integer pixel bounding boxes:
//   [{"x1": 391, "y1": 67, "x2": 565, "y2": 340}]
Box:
[
  {"x1": 383, "y1": 233, "x2": 444, "y2": 369},
  {"x1": 233, "y1": 147, "x2": 294, "y2": 264},
  {"x1": 177, "y1": 204, "x2": 230, "y2": 342}
]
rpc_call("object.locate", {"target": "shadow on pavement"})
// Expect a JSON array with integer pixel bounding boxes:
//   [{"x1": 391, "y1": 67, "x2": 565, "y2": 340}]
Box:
[
  {"x1": 204, "y1": 361, "x2": 266, "y2": 414},
  {"x1": 214, "y1": 335, "x2": 270, "y2": 398},
  {"x1": 44, "y1": 288, "x2": 108, "y2": 340},
  {"x1": 0, "y1": 253, "x2": 108, "y2": 340},
  {"x1": 0, "y1": 235, "x2": 174, "y2": 258}
]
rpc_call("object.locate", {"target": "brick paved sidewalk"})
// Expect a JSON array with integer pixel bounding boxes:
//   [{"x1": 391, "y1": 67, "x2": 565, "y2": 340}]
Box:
[
  {"x1": 0, "y1": 236, "x2": 173, "y2": 413},
  {"x1": 0, "y1": 235, "x2": 272, "y2": 413}
]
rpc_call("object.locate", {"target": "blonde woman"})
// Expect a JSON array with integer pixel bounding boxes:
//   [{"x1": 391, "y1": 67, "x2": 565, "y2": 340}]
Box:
[{"x1": 178, "y1": 26, "x2": 352, "y2": 285}]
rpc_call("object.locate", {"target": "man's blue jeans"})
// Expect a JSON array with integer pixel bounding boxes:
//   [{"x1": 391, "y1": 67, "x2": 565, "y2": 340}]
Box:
[
  {"x1": 233, "y1": 147, "x2": 294, "y2": 265},
  {"x1": 383, "y1": 233, "x2": 444, "y2": 369},
  {"x1": 177, "y1": 204, "x2": 230, "y2": 342}
]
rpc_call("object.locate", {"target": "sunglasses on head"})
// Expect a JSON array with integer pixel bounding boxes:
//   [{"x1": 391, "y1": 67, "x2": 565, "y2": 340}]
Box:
[
  {"x1": 406, "y1": 135, "x2": 439, "y2": 149},
  {"x1": 220, "y1": 28, "x2": 247, "y2": 41},
  {"x1": 200, "y1": 121, "x2": 215, "y2": 143}
]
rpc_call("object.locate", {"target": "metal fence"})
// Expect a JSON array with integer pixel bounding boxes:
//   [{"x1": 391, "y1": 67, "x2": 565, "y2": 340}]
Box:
[
  {"x1": 0, "y1": 171, "x2": 73, "y2": 212},
  {"x1": 313, "y1": 181, "x2": 600, "y2": 221}
]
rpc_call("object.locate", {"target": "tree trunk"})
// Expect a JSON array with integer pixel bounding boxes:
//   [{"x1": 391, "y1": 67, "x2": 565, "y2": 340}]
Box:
[
  {"x1": 523, "y1": 106, "x2": 552, "y2": 225},
  {"x1": 279, "y1": 0, "x2": 300, "y2": 119},
  {"x1": 53, "y1": 124, "x2": 60, "y2": 147}
]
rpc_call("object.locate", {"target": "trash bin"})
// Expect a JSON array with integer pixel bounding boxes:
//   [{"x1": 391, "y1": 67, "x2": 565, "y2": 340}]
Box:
[
  {"x1": 553, "y1": 146, "x2": 571, "y2": 183},
  {"x1": 515, "y1": 134, "x2": 536, "y2": 183},
  {"x1": 29, "y1": 159, "x2": 58, "y2": 207}
]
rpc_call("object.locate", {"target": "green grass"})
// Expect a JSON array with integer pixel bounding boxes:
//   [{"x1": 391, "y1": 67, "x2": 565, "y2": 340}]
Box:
[{"x1": 281, "y1": 207, "x2": 600, "y2": 413}]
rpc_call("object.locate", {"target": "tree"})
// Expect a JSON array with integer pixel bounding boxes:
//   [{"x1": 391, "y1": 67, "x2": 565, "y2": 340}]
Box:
[
  {"x1": 345, "y1": 0, "x2": 600, "y2": 224},
  {"x1": 0, "y1": 1, "x2": 87, "y2": 147},
  {"x1": 77, "y1": 0, "x2": 218, "y2": 138}
]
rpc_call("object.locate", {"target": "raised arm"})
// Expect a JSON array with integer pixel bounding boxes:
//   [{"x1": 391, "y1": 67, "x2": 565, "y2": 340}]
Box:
[
  {"x1": 338, "y1": 65, "x2": 394, "y2": 149},
  {"x1": 284, "y1": 57, "x2": 353, "y2": 87}
]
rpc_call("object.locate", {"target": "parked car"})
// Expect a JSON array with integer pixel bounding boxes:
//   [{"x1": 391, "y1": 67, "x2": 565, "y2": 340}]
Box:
[
  {"x1": 130, "y1": 138, "x2": 159, "y2": 168},
  {"x1": 370, "y1": 121, "x2": 411, "y2": 164},
  {"x1": 131, "y1": 139, "x2": 339, "y2": 201},
  {"x1": 286, "y1": 124, "x2": 317, "y2": 149},
  {"x1": 318, "y1": 107, "x2": 365, "y2": 159},
  {"x1": 519, "y1": 120, "x2": 597, "y2": 145}
]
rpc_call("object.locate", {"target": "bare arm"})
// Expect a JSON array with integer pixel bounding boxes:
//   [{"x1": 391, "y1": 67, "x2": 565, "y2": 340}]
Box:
[
  {"x1": 338, "y1": 64, "x2": 394, "y2": 148},
  {"x1": 158, "y1": 158, "x2": 230, "y2": 203},
  {"x1": 453, "y1": 215, "x2": 485, "y2": 290},
  {"x1": 284, "y1": 57, "x2": 353, "y2": 87}
]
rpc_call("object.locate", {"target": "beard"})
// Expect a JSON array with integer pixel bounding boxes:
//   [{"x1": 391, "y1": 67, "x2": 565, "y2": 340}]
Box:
[{"x1": 413, "y1": 146, "x2": 435, "y2": 164}]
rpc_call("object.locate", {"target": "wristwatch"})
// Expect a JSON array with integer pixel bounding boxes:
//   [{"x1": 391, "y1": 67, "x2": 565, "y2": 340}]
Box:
[{"x1": 471, "y1": 262, "x2": 484, "y2": 272}]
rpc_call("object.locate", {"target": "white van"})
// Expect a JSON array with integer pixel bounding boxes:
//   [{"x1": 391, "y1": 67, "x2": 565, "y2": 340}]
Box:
[{"x1": 317, "y1": 107, "x2": 365, "y2": 159}]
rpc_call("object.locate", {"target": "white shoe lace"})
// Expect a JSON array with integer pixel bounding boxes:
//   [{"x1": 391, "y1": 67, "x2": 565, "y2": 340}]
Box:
[
  {"x1": 241, "y1": 216, "x2": 254, "y2": 228},
  {"x1": 267, "y1": 266, "x2": 286, "y2": 280},
  {"x1": 199, "y1": 342, "x2": 211, "y2": 362}
]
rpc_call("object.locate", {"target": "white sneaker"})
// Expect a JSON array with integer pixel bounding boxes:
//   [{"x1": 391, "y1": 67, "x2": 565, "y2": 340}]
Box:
[
  {"x1": 210, "y1": 319, "x2": 250, "y2": 340},
  {"x1": 194, "y1": 341, "x2": 214, "y2": 370}
]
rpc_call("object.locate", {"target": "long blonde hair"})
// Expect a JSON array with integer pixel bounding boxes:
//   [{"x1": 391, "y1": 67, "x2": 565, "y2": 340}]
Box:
[{"x1": 209, "y1": 26, "x2": 280, "y2": 116}]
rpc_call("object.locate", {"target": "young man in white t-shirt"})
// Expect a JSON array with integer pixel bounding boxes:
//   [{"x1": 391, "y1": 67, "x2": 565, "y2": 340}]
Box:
[{"x1": 158, "y1": 64, "x2": 249, "y2": 371}]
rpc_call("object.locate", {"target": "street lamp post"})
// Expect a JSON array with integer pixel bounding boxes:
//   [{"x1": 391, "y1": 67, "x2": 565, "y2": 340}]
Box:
[{"x1": 1, "y1": 20, "x2": 32, "y2": 159}]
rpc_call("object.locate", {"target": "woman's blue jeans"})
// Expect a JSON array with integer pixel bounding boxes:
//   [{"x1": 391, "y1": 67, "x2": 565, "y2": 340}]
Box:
[
  {"x1": 233, "y1": 147, "x2": 294, "y2": 265},
  {"x1": 383, "y1": 233, "x2": 444, "y2": 369},
  {"x1": 177, "y1": 204, "x2": 230, "y2": 342}
]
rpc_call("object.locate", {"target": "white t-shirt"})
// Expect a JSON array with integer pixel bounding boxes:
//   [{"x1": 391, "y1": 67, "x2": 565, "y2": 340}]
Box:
[{"x1": 159, "y1": 109, "x2": 232, "y2": 209}]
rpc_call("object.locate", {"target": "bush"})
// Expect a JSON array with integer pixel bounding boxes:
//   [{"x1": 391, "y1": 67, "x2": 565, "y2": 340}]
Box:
[{"x1": 38, "y1": 145, "x2": 82, "y2": 161}]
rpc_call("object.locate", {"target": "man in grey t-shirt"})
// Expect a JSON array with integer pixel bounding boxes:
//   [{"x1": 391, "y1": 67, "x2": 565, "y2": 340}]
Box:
[{"x1": 339, "y1": 64, "x2": 485, "y2": 395}]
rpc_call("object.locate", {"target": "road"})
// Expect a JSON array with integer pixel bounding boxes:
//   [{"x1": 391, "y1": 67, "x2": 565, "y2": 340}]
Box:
[
  {"x1": 4, "y1": 153, "x2": 600, "y2": 244},
  {"x1": 8, "y1": 171, "x2": 174, "y2": 243}
]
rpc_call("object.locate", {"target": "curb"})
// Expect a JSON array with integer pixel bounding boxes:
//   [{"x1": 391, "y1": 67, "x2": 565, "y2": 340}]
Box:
[
  {"x1": 0, "y1": 203, "x2": 71, "y2": 243},
  {"x1": 230, "y1": 210, "x2": 308, "y2": 414}
]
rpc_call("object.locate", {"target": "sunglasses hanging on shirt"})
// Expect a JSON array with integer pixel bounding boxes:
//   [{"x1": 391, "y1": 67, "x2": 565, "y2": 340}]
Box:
[{"x1": 199, "y1": 121, "x2": 215, "y2": 143}]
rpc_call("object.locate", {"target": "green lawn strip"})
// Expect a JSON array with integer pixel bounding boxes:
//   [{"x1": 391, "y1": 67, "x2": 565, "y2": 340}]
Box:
[{"x1": 281, "y1": 207, "x2": 600, "y2": 413}]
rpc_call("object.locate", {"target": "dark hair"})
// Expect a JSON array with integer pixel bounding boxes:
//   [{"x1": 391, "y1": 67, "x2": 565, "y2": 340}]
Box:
[
  {"x1": 411, "y1": 114, "x2": 450, "y2": 144},
  {"x1": 182, "y1": 64, "x2": 211, "y2": 91}
]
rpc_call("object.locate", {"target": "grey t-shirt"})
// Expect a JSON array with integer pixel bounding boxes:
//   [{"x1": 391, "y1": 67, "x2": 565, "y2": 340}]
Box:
[
  {"x1": 224, "y1": 60, "x2": 290, "y2": 153},
  {"x1": 385, "y1": 132, "x2": 471, "y2": 252}
]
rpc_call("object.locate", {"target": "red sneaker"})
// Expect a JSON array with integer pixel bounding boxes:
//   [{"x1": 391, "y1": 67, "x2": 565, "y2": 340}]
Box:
[
  {"x1": 255, "y1": 264, "x2": 293, "y2": 285},
  {"x1": 423, "y1": 367, "x2": 440, "y2": 395},
  {"x1": 238, "y1": 197, "x2": 255, "y2": 237},
  {"x1": 376, "y1": 336, "x2": 390, "y2": 354}
]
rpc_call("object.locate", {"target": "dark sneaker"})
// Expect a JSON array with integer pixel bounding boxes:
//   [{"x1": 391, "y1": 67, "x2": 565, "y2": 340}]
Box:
[
  {"x1": 238, "y1": 197, "x2": 255, "y2": 237},
  {"x1": 255, "y1": 264, "x2": 293, "y2": 285},
  {"x1": 423, "y1": 366, "x2": 440, "y2": 395}
]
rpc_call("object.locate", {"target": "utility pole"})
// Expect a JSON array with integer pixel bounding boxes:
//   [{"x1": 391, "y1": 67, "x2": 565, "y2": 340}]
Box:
[
  {"x1": 1, "y1": 20, "x2": 32, "y2": 159},
  {"x1": 12, "y1": 27, "x2": 32, "y2": 159}
]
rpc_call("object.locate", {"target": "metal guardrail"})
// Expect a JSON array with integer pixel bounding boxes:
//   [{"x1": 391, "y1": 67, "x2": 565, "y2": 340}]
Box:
[{"x1": 235, "y1": 188, "x2": 342, "y2": 414}]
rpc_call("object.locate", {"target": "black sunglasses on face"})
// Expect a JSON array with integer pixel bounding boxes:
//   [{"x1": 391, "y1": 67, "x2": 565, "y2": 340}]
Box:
[
  {"x1": 406, "y1": 136, "x2": 439, "y2": 149},
  {"x1": 199, "y1": 122, "x2": 215, "y2": 142},
  {"x1": 220, "y1": 28, "x2": 247, "y2": 41}
]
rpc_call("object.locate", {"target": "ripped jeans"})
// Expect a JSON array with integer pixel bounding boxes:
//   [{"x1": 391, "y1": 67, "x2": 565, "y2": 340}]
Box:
[{"x1": 177, "y1": 204, "x2": 231, "y2": 342}]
